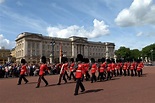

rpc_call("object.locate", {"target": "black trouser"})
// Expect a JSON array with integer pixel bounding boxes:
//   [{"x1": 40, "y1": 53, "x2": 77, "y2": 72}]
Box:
[
  {"x1": 58, "y1": 73, "x2": 67, "y2": 84},
  {"x1": 116, "y1": 69, "x2": 120, "y2": 76},
  {"x1": 65, "y1": 71, "x2": 69, "y2": 79},
  {"x1": 140, "y1": 69, "x2": 143, "y2": 75},
  {"x1": 120, "y1": 68, "x2": 123, "y2": 75},
  {"x1": 131, "y1": 70, "x2": 134, "y2": 76},
  {"x1": 36, "y1": 75, "x2": 48, "y2": 87},
  {"x1": 123, "y1": 69, "x2": 126, "y2": 76},
  {"x1": 127, "y1": 69, "x2": 130, "y2": 76},
  {"x1": 107, "y1": 71, "x2": 111, "y2": 80},
  {"x1": 112, "y1": 70, "x2": 116, "y2": 77},
  {"x1": 134, "y1": 69, "x2": 137, "y2": 76},
  {"x1": 18, "y1": 74, "x2": 28, "y2": 84},
  {"x1": 137, "y1": 70, "x2": 141, "y2": 77},
  {"x1": 85, "y1": 71, "x2": 90, "y2": 81},
  {"x1": 98, "y1": 72, "x2": 104, "y2": 81},
  {"x1": 74, "y1": 78, "x2": 85, "y2": 94},
  {"x1": 69, "y1": 71, "x2": 76, "y2": 81},
  {"x1": 91, "y1": 73, "x2": 96, "y2": 83}
]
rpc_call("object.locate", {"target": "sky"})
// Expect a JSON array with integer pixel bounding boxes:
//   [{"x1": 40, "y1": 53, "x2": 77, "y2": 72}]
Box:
[{"x1": 0, "y1": 0, "x2": 155, "y2": 50}]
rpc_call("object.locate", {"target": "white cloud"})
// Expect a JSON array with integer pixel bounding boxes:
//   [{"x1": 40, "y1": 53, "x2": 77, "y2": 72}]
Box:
[
  {"x1": 0, "y1": 34, "x2": 15, "y2": 49},
  {"x1": 47, "y1": 19, "x2": 109, "y2": 38},
  {"x1": 16, "y1": 1, "x2": 23, "y2": 6},
  {"x1": 115, "y1": 0, "x2": 155, "y2": 27},
  {"x1": 136, "y1": 32, "x2": 143, "y2": 36},
  {"x1": 0, "y1": 0, "x2": 5, "y2": 4}
]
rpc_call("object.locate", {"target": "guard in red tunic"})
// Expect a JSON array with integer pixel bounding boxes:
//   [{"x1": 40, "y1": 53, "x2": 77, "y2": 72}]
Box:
[
  {"x1": 69, "y1": 58, "x2": 76, "y2": 81},
  {"x1": 90, "y1": 58, "x2": 97, "y2": 83},
  {"x1": 83, "y1": 58, "x2": 90, "y2": 81},
  {"x1": 123, "y1": 60, "x2": 128, "y2": 76},
  {"x1": 137, "y1": 59, "x2": 144, "y2": 77},
  {"x1": 57, "y1": 57, "x2": 68, "y2": 85},
  {"x1": 106, "y1": 59, "x2": 112, "y2": 80},
  {"x1": 130, "y1": 60, "x2": 135, "y2": 76},
  {"x1": 74, "y1": 54, "x2": 85, "y2": 96},
  {"x1": 98, "y1": 58, "x2": 106, "y2": 81},
  {"x1": 36, "y1": 56, "x2": 49, "y2": 88},
  {"x1": 17, "y1": 59, "x2": 29, "y2": 85}
]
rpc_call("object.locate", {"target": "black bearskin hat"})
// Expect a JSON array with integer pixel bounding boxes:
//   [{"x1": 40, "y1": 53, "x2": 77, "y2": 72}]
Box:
[
  {"x1": 76, "y1": 54, "x2": 83, "y2": 62},
  {"x1": 70, "y1": 58, "x2": 74, "y2": 62},
  {"x1": 61, "y1": 57, "x2": 68, "y2": 63},
  {"x1": 90, "y1": 58, "x2": 95, "y2": 63},
  {"x1": 101, "y1": 58, "x2": 105, "y2": 63},
  {"x1": 21, "y1": 59, "x2": 26, "y2": 64},
  {"x1": 41, "y1": 56, "x2": 46, "y2": 64}
]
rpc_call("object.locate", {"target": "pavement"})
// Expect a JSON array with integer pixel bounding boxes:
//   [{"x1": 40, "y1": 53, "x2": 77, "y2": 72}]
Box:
[{"x1": 0, "y1": 66, "x2": 155, "y2": 103}]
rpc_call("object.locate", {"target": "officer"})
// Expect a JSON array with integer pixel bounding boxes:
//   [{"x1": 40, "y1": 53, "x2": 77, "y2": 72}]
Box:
[
  {"x1": 17, "y1": 59, "x2": 29, "y2": 85},
  {"x1": 57, "y1": 57, "x2": 68, "y2": 85},
  {"x1": 74, "y1": 54, "x2": 85, "y2": 96}
]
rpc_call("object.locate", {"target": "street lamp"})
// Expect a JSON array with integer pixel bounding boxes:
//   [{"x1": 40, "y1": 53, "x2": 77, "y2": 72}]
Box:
[
  {"x1": 50, "y1": 40, "x2": 56, "y2": 63},
  {"x1": 151, "y1": 49, "x2": 153, "y2": 61}
]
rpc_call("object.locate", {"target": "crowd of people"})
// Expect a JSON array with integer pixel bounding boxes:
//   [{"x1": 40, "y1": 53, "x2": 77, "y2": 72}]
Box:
[{"x1": 0, "y1": 54, "x2": 144, "y2": 95}]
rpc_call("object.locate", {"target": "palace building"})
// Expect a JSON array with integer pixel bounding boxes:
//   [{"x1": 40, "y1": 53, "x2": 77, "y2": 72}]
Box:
[{"x1": 15, "y1": 32, "x2": 115, "y2": 63}]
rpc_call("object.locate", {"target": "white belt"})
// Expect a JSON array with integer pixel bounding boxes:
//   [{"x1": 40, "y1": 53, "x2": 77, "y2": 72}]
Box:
[{"x1": 76, "y1": 70, "x2": 82, "y2": 72}]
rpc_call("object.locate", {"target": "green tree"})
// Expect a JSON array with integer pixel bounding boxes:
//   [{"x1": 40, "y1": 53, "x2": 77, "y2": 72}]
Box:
[
  {"x1": 115, "y1": 46, "x2": 131, "y2": 60},
  {"x1": 141, "y1": 43, "x2": 155, "y2": 61}
]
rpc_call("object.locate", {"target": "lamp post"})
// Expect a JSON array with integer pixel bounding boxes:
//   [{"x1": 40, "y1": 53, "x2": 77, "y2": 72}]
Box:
[
  {"x1": 51, "y1": 40, "x2": 55, "y2": 63},
  {"x1": 151, "y1": 49, "x2": 153, "y2": 61}
]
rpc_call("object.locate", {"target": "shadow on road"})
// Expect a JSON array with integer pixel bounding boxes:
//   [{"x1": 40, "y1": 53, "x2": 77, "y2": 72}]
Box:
[{"x1": 80, "y1": 89, "x2": 104, "y2": 95}]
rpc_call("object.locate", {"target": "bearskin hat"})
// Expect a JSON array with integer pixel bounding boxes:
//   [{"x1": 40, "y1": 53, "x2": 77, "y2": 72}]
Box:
[
  {"x1": 76, "y1": 54, "x2": 83, "y2": 62},
  {"x1": 90, "y1": 58, "x2": 95, "y2": 63},
  {"x1": 101, "y1": 58, "x2": 105, "y2": 63},
  {"x1": 61, "y1": 57, "x2": 68, "y2": 63},
  {"x1": 70, "y1": 58, "x2": 74, "y2": 62},
  {"x1": 21, "y1": 59, "x2": 26, "y2": 64},
  {"x1": 41, "y1": 56, "x2": 46, "y2": 64},
  {"x1": 85, "y1": 58, "x2": 89, "y2": 63}
]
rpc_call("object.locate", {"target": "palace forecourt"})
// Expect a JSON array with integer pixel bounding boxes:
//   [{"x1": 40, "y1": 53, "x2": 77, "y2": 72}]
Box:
[{"x1": 0, "y1": 66, "x2": 155, "y2": 103}]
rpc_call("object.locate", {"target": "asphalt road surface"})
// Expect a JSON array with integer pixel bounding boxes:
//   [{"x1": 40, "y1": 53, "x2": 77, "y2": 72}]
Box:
[{"x1": 0, "y1": 66, "x2": 155, "y2": 103}]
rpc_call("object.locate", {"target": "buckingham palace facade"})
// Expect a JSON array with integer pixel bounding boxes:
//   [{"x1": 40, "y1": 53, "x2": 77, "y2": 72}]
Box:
[{"x1": 15, "y1": 32, "x2": 115, "y2": 63}]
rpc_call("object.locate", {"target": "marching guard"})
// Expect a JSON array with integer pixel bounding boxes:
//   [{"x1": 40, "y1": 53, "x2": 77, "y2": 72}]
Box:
[
  {"x1": 17, "y1": 59, "x2": 29, "y2": 85},
  {"x1": 36, "y1": 56, "x2": 49, "y2": 88},
  {"x1": 74, "y1": 54, "x2": 85, "y2": 96}
]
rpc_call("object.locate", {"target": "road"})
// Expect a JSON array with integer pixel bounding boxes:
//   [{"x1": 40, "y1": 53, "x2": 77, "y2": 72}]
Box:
[{"x1": 0, "y1": 66, "x2": 155, "y2": 103}]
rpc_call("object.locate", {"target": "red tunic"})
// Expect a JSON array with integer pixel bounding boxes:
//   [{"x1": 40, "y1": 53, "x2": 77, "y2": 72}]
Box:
[
  {"x1": 130, "y1": 62, "x2": 135, "y2": 70},
  {"x1": 75, "y1": 63, "x2": 84, "y2": 78},
  {"x1": 91, "y1": 63, "x2": 97, "y2": 73},
  {"x1": 70, "y1": 63, "x2": 75, "y2": 72},
  {"x1": 123, "y1": 63, "x2": 127, "y2": 70},
  {"x1": 39, "y1": 64, "x2": 48, "y2": 76},
  {"x1": 137, "y1": 62, "x2": 144, "y2": 71},
  {"x1": 99, "y1": 62, "x2": 106, "y2": 73},
  {"x1": 20, "y1": 65, "x2": 27, "y2": 75},
  {"x1": 107, "y1": 63, "x2": 112, "y2": 72},
  {"x1": 111, "y1": 63, "x2": 116, "y2": 71}
]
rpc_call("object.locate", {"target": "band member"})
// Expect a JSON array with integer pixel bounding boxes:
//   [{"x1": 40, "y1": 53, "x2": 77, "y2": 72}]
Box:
[
  {"x1": 36, "y1": 56, "x2": 49, "y2": 88},
  {"x1": 106, "y1": 59, "x2": 112, "y2": 80},
  {"x1": 69, "y1": 58, "x2": 76, "y2": 81},
  {"x1": 90, "y1": 58, "x2": 97, "y2": 83},
  {"x1": 17, "y1": 59, "x2": 29, "y2": 85},
  {"x1": 74, "y1": 54, "x2": 85, "y2": 96},
  {"x1": 57, "y1": 57, "x2": 68, "y2": 85}
]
